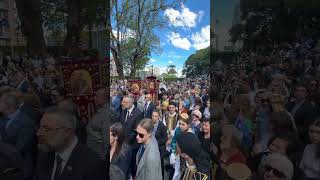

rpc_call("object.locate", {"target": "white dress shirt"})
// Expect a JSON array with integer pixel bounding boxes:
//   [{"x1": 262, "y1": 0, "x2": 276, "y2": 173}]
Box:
[{"x1": 51, "y1": 136, "x2": 78, "y2": 180}]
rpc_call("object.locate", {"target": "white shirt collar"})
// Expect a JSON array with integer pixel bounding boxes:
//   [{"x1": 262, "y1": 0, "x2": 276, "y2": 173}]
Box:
[
  {"x1": 128, "y1": 105, "x2": 135, "y2": 114},
  {"x1": 56, "y1": 136, "x2": 78, "y2": 165}
]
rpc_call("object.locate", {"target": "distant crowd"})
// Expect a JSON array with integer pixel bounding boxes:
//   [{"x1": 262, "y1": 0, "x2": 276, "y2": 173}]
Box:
[{"x1": 210, "y1": 37, "x2": 320, "y2": 180}]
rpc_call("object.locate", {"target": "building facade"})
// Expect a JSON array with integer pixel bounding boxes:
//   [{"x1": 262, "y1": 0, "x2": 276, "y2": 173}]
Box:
[{"x1": 0, "y1": 0, "x2": 25, "y2": 47}]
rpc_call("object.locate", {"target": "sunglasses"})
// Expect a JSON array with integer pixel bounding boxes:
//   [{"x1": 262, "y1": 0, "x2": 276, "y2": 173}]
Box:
[
  {"x1": 265, "y1": 165, "x2": 285, "y2": 178},
  {"x1": 135, "y1": 130, "x2": 145, "y2": 138},
  {"x1": 192, "y1": 114, "x2": 199, "y2": 118}
]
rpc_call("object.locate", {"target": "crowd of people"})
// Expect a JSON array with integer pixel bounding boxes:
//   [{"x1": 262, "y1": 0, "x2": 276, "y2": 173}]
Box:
[
  {"x1": 210, "y1": 37, "x2": 320, "y2": 180},
  {"x1": 2, "y1": 37, "x2": 320, "y2": 180},
  {"x1": 0, "y1": 53, "x2": 212, "y2": 180},
  {"x1": 109, "y1": 77, "x2": 211, "y2": 180}
]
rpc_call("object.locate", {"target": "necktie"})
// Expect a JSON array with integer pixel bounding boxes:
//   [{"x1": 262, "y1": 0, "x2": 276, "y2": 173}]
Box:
[
  {"x1": 0, "y1": 118, "x2": 9, "y2": 140},
  {"x1": 137, "y1": 145, "x2": 145, "y2": 163},
  {"x1": 144, "y1": 102, "x2": 148, "y2": 112},
  {"x1": 53, "y1": 155, "x2": 63, "y2": 180},
  {"x1": 125, "y1": 110, "x2": 130, "y2": 122}
]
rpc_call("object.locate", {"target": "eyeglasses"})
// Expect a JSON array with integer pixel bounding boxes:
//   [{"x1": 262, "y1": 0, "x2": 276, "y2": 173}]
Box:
[
  {"x1": 135, "y1": 130, "x2": 145, "y2": 138},
  {"x1": 37, "y1": 126, "x2": 68, "y2": 133},
  {"x1": 192, "y1": 114, "x2": 199, "y2": 118},
  {"x1": 265, "y1": 165, "x2": 285, "y2": 178}
]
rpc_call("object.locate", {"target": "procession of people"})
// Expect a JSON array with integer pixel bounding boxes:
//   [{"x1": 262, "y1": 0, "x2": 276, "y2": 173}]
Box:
[{"x1": 210, "y1": 38, "x2": 320, "y2": 180}]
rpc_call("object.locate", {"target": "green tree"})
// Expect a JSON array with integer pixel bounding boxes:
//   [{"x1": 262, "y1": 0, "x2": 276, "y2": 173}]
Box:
[
  {"x1": 40, "y1": 0, "x2": 106, "y2": 56},
  {"x1": 14, "y1": 0, "x2": 46, "y2": 54},
  {"x1": 182, "y1": 47, "x2": 209, "y2": 77},
  {"x1": 110, "y1": 0, "x2": 182, "y2": 78},
  {"x1": 167, "y1": 64, "x2": 177, "y2": 74}
]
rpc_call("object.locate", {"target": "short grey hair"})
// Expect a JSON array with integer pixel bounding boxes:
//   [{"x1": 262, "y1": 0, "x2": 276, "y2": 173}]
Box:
[
  {"x1": 123, "y1": 95, "x2": 134, "y2": 104},
  {"x1": 44, "y1": 106, "x2": 77, "y2": 131}
]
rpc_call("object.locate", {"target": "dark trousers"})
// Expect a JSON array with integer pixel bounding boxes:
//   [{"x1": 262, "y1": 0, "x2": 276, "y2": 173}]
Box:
[{"x1": 130, "y1": 146, "x2": 139, "y2": 178}]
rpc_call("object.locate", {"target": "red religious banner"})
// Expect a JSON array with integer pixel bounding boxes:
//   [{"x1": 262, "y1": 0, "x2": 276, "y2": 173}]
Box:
[
  {"x1": 59, "y1": 59, "x2": 108, "y2": 123},
  {"x1": 128, "y1": 76, "x2": 160, "y2": 103}
]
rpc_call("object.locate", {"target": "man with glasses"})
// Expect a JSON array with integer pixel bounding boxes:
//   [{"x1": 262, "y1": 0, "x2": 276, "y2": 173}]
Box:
[
  {"x1": 34, "y1": 106, "x2": 106, "y2": 180},
  {"x1": 120, "y1": 95, "x2": 143, "y2": 178}
]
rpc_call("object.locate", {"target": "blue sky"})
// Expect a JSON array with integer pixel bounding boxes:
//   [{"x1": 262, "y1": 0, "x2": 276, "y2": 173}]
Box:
[{"x1": 147, "y1": 0, "x2": 210, "y2": 77}]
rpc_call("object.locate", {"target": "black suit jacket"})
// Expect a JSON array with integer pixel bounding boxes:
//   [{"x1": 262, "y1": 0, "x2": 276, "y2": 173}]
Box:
[
  {"x1": 143, "y1": 102, "x2": 156, "y2": 119},
  {"x1": 286, "y1": 100, "x2": 318, "y2": 128},
  {"x1": 120, "y1": 106, "x2": 143, "y2": 147},
  {"x1": 286, "y1": 100, "x2": 319, "y2": 144},
  {"x1": 33, "y1": 142, "x2": 107, "y2": 180},
  {"x1": 154, "y1": 121, "x2": 168, "y2": 158}
]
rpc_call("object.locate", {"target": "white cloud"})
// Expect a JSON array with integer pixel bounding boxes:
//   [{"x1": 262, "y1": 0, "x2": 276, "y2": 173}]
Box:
[
  {"x1": 164, "y1": 4, "x2": 201, "y2": 28},
  {"x1": 198, "y1": 11, "x2": 205, "y2": 22},
  {"x1": 150, "y1": 58, "x2": 157, "y2": 63},
  {"x1": 176, "y1": 68, "x2": 183, "y2": 77},
  {"x1": 167, "y1": 32, "x2": 191, "y2": 50},
  {"x1": 160, "y1": 67, "x2": 167, "y2": 74},
  {"x1": 111, "y1": 29, "x2": 135, "y2": 41},
  {"x1": 168, "y1": 55, "x2": 182, "y2": 59},
  {"x1": 168, "y1": 60, "x2": 173, "y2": 64},
  {"x1": 191, "y1": 25, "x2": 210, "y2": 50}
]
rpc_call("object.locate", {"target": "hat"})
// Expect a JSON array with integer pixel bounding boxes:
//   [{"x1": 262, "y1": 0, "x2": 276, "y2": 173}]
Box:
[
  {"x1": 176, "y1": 131, "x2": 201, "y2": 159},
  {"x1": 192, "y1": 110, "x2": 202, "y2": 119},
  {"x1": 264, "y1": 153, "x2": 294, "y2": 180},
  {"x1": 226, "y1": 163, "x2": 252, "y2": 180},
  {"x1": 179, "y1": 113, "x2": 190, "y2": 124}
]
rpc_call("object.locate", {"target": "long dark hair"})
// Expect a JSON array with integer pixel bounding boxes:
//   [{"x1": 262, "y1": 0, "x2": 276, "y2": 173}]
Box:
[
  {"x1": 310, "y1": 118, "x2": 320, "y2": 158},
  {"x1": 110, "y1": 123, "x2": 125, "y2": 158},
  {"x1": 193, "y1": 150, "x2": 211, "y2": 176}
]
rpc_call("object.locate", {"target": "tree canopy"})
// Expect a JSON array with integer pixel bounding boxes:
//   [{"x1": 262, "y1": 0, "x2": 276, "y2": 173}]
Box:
[
  {"x1": 110, "y1": 0, "x2": 182, "y2": 78},
  {"x1": 182, "y1": 46, "x2": 209, "y2": 78}
]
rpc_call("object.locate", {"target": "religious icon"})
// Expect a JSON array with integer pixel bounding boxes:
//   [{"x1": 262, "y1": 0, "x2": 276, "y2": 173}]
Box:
[
  {"x1": 149, "y1": 81, "x2": 155, "y2": 90},
  {"x1": 70, "y1": 69, "x2": 93, "y2": 96},
  {"x1": 131, "y1": 83, "x2": 140, "y2": 93}
]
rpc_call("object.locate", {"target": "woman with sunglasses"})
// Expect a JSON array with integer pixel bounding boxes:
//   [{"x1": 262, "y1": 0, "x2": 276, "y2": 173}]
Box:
[
  {"x1": 260, "y1": 153, "x2": 293, "y2": 180},
  {"x1": 299, "y1": 118, "x2": 320, "y2": 179},
  {"x1": 110, "y1": 123, "x2": 132, "y2": 180},
  {"x1": 135, "y1": 118, "x2": 162, "y2": 180}
]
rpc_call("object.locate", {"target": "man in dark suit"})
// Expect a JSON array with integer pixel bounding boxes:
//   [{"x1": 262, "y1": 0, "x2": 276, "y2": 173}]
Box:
[
  {"x1": 119, "y1": 95, "x2": 143, "y2": 177},
  {"x1": 143, "y1": 94, "x2": 156, "y2": 119},
  {"x1": 0, "y1": 142, "x2": 24, "y2": 180},
  {"x1": 15, "y1": 72, "x2": 29, "y2": 93},
  {"x1": 200, "y1": 88, "x2": 209, "y2": 105},
  {"x1": 0, "y1": 92, "x2": 35, "y2": 179},
  {"x1": 151, "y1": 110, "x2": 168, "y2": 179},
  {"x1": 120, "y1": 95, "x2": 143, "y2": 146},
  {"x1": 286, "y1": 84, "x2": 319, "y2": 144},
  {"x1": 34, "y1": 106, "x2": 106, "y2": 180}
]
